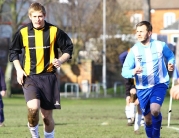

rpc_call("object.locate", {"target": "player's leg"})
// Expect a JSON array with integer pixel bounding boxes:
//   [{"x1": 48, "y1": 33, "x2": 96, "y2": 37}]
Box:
[
  {"x1": 125, "y1": 96, "x2": 132, "y2": 125},
  {"x1": 137, "y1": 88, "x2": 152, "y2": 137},
  {"x1": 22, "y1": 77, "x2": 40, "y2": 138},
  {"x1": 27, "y1": 99, "x2": 40, "y2": 138},
  {"x1": 134, "y1": 99, "x2": 142, "y2": 134},
  {"x1": 39, "y1": 73, "x2": 60, "y2": 138},
  {"x1": 0, "y1": 95, "x2": 4, "y2": 126},
  {"x1": 150, "y1": 83, "x2": 167, "y2": 138},
  {"x1": 144, "y1": 112, "x2": 153, "y2": 137},
  {"x1": 41, "y1": 109, "x2": 55, "y2": 138},
  {"x1": 124, "y1": 78, "x2": 135, "y2": 126},
  {"x1": 130, "y1": 88, "x2": 137, "y2": 124},
  {"x1": 140, "y1": 115, "x2": 145, "y2": 126}
]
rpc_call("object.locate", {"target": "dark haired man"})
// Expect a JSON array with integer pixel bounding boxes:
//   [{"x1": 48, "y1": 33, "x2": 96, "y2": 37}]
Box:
[{"x1": 122, "y1": 21, "x2": 175, "y2": 138}]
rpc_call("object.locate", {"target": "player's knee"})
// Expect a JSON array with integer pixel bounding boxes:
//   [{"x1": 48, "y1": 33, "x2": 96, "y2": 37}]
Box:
[
  {"x1": 28, "y1": 108, "x2": 39, "y2": 127},
  {"x1": 126, "y1": 96, "x2": 130, "y2": 104},
  {"x1": 151, "y1": 110, "x2": 160, "y2": 117},
  {"x1": 43, "y1": 117, "x2": 50, "y2": 126},
  {"x1": 145, "y1": 120, "x2": 152, "y2": 125},
  {"x1": 130, "y1": 94, "x2": 137, "y2": 103},
  {"x1": 151, "y1": 104, "x2": 160, "y2": 117},
  {"x1": 145, "y1": 116, "x2": 152, "y2": 125},
  {"x1": 130, "y1": 88, "x2": 136, "y2": 94}
]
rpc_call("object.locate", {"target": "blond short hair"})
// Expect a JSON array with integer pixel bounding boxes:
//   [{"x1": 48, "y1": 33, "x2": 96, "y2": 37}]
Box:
[{"x1": 28, "y1": 2, "x2": 46, "y2": 16}]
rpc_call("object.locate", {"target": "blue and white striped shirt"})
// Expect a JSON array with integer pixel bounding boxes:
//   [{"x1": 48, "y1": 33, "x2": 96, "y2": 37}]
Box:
[{"x1": 121, "y1": 39, "x2": 175, "y2": 89}]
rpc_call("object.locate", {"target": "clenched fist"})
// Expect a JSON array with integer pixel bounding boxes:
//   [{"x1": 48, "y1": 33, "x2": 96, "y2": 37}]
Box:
[
  {"x1": 170, "y1": 84, "x2": 179, "y2": 100},
  {"x1": 134, "y1": 66, "x2": 143, "y2": 74}
]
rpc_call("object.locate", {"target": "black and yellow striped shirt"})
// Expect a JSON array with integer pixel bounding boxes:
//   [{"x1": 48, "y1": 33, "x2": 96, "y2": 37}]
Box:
[{"x1": 9, "y1": 21, "x2": 73, "y2": 75}]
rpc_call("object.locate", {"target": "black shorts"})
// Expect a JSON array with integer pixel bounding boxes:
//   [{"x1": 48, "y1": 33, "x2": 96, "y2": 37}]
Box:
[
  {"x1": 22, "y1": 73, "x2": 61, "y2": 110},
  {"x1": 124, "y1": 78, "x2": 136, "y2": 97}
]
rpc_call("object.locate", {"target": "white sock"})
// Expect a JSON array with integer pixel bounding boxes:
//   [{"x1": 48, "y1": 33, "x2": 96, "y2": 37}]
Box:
[
  {"x1": 28, "y1": 123, "x2": 39, "y2": 138},
  {"x1": 44, "y1": 130, "x2": 54, "y2": 138},
  {"x1": 134, "y1": 113, "x2": 142, "y2": 131},
  {"x1": 140, "y1": 115, "x2": 145, "y2": 126},
  {"x1": 129, "y1": 103, "x2": 135, "y2": 118},
  {"x1": 125, "y1": 106, "x2": 131, "y2": 123}
]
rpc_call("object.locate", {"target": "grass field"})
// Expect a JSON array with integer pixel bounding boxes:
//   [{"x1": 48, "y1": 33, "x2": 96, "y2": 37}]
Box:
[{"x1": 0, "y1": 94, "x2": 179, "y2": 138}]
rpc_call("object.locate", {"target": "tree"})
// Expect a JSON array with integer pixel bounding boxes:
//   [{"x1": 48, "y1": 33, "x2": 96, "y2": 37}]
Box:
[
  {"x1": 50, "y1": 0, "x2": 134, "y2": 65},
  {"x1": 143, "y1": 0, "x2": 151, "y2": 22}
]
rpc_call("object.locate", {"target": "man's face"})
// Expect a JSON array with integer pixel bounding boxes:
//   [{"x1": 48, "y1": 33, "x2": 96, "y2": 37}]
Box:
[
  {"x1": 136, "y1": 25, "x2": 151, "y2": 44},
  {"x1": 29, "y1": 11, "x2": 45, "y2": 29}
]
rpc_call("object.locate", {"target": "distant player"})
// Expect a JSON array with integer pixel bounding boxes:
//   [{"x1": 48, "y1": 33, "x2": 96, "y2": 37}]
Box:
[
  {"x1": 0, "y1": 67, "x2": 6, "y2": 127},
  {"x1": 119, "y1": 50, "x2": 144, "y2": 134}
]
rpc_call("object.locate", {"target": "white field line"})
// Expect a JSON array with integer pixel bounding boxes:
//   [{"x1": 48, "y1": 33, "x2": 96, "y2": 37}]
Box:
[{"x1": 167, "y1": 126, "x2": 179, "y2": 131}]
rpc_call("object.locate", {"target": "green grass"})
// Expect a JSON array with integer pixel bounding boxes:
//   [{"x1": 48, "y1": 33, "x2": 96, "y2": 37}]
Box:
[{"x1": 0, "y1": 95, "x2": 179, "y2": 138}]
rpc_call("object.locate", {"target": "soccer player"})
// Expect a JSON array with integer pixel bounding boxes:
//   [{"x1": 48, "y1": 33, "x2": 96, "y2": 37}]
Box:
[
  {"x1": 119, "y1": 51, "x2": 144, "y2": 134},
  {"x1": 122, "y1": 21, "x2": 175, "y2": 138},
  {"x1": 119, "y1": 51, "x2": 136, "y2": 125},
  {"x1": 9, "y1": 2, "x2": 73, "y2": 138},
  {"x1": 0, "y1": 67, "x2": 6, "y2": 127}
]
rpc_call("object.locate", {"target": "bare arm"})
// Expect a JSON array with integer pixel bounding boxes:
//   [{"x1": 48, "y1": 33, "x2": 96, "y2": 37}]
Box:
[
  {"x1": 13, "y1": 60, "x2": 27, "y2": 85},
  {"x1": 52, "y1": 53, "x2": 70, "y2": 68}
]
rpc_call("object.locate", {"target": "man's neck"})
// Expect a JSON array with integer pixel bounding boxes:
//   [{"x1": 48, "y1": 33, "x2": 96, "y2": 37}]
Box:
[{"x1": 141, "y1": 39, "x2": 150, "y2": 46}]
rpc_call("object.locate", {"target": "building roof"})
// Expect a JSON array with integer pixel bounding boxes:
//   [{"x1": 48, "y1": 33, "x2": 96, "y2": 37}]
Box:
[
  {"x1": 116, "y1": 0, "x2": 179, "y2": 10},
  {"x1": 151, "y1": 0, "x2": 179, "y2": 9}
]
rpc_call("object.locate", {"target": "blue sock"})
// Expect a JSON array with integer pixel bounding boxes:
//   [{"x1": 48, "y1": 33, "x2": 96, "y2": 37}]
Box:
[
  {"x1": 145, "y1": 123, "x2": 153, "y2": 138},
  {"x1": 152, "y1": 113, "x2": 162, "y2": 138}
]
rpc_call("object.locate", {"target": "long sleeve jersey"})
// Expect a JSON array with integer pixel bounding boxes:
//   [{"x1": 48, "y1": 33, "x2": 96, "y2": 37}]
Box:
[
  {"x1": 121, "y1": 39, "x2": 175, "y2": 89},
  {"x1": 9, "y1": 21, "x2": 73, "y2": 75},
  {"x1": 119, "y1": 50, "x2": 128, "y2": 64},
  {"x1": 0, "y1": 68, "x2": 6, "y2": 91}
]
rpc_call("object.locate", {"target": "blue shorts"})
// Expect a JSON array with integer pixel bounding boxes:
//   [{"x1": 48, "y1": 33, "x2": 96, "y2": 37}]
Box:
[{"x1": 137, "y1": 83, "x2": 167, "y2": 116}]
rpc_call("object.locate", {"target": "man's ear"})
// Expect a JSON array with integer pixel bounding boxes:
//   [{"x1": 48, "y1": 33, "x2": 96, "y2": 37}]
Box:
[
  {"x1": 148, "y1": 31, "x2": 152, "y2": 37},
  {"x1": 28, "y1": 14, "x2": 32, "y2": 20}
]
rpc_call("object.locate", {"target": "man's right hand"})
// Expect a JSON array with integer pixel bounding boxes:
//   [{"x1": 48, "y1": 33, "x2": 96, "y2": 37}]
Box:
[
  {"x1": 133, "y1": 66, "x2": 142, "y2": 74},
  {"x1": 16, "y1": 69, "x2": 27, "y2": 85},
  {"x1": 13, "y1": 60, "x2": 27, "y2": 85}
]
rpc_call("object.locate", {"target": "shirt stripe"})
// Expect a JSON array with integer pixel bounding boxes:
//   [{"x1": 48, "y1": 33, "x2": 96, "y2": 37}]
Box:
[
  {"x1": 21, "y1": 27, "x2": 31, "y2": 75},
  {"x1": 49, "y1": 26, "x2": 57, "y2": 64},
  {"x1": 34, "y1": 29, "x2": 44, "y2": 74},
  {"x1": 144, "y1": 46, "x2": 154, "y2": 86},
  {"x1": 43, "y1": 26, "x2": 50, "y2": 72},
  {"x1": 122, "y1": 39, "x2": 175, "y2": 89},
  {"x1": 28, "y1": 28, "x2": 36, "y2": 74}
]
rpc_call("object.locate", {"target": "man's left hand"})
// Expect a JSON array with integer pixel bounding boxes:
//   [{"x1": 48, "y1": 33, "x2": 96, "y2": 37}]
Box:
[
  {"x1": 52, "y1": 58, "x2": 62, "y2": 68},
  {"x1": 168, "y1": 63, "x2": 174, "y2": 71}
]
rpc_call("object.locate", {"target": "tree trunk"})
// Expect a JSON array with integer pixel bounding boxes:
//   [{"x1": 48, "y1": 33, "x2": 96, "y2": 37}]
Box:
[{"x1": 143, "y1": 0, "x2": 151, "y2": 22}]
